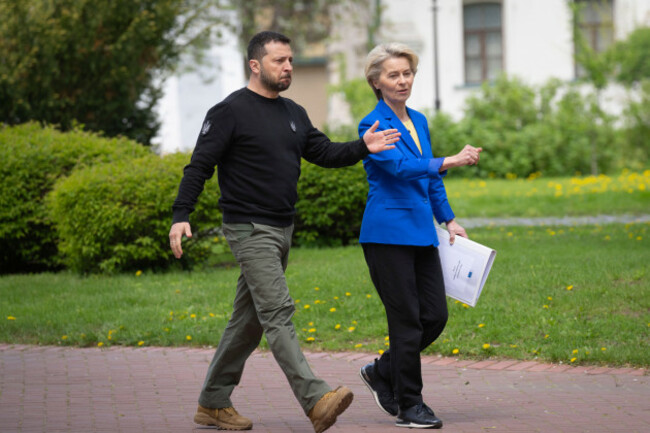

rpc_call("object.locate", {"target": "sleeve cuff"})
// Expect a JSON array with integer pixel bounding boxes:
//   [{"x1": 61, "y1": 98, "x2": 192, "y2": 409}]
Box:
[
  {"x1": 172, "y1": 209, "x2": 191, "y2": 224},
  {"x1": 427, "y1": 157, "x2": 447, "y2": 178}
]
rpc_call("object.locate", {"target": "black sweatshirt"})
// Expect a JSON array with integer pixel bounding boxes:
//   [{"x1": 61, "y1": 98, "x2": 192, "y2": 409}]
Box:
[{"x1": 172, "y1": 87, "x2": 369, "y2": 227}]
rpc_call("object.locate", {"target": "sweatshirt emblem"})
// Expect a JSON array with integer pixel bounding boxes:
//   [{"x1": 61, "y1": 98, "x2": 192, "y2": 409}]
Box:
[
  {"x1": 290, "y1": 121, "x2": 296, "y2": 132},
  {"x1": 201, "y1": 120, "x2": 212, "y2": 135}
]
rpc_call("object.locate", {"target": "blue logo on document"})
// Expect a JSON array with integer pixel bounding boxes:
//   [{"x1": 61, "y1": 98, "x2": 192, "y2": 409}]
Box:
[{"x1": 468, "y1": 272, "x2": 473, "y2": 278}]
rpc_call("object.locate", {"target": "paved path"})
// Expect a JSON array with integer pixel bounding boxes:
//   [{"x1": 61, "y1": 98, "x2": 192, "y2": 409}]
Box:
[
  {"x1": 456, "y1": 213, "x2": 650, "y2": 228},
  {"x1": 0, "y1": 344, "x2": 647, "y2": 433}
]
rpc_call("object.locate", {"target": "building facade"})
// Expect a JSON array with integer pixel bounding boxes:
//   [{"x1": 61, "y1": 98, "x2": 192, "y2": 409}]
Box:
[
  {"x1": 330, "y1": 0, "x2": 650, "y2": 123},
  {"x1": 155, "y1": 0, "x2": 650, "y2": 153}
]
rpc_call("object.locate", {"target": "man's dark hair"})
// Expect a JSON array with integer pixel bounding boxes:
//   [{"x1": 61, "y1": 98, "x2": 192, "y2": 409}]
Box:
[{"x1": 247, "y1": 31, "x2": 291, "y2": 62}]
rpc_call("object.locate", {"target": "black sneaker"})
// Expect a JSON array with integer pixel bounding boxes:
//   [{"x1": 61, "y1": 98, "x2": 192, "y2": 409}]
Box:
[
  {"x1": 359, "y1": 361, "x2": 398, "y2": 416},
  {"x1": 396, "y1": 403, "x2": 443, "y2": 429}
]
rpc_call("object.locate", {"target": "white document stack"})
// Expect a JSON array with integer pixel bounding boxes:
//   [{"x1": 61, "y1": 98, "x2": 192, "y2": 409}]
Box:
[{"x1": 435, "y1": 226, "x2": 496, "y2": 307}]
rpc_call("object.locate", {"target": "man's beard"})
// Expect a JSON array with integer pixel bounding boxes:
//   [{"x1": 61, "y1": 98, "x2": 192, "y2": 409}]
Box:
[{"x1": 260, "y1": 65, "x2": 291, "y2": 92}]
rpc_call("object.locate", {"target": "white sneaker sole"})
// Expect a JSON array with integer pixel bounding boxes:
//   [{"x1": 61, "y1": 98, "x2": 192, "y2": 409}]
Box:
[{"x1": 359, "y1": 368, "x2": 395, "y2": 416}]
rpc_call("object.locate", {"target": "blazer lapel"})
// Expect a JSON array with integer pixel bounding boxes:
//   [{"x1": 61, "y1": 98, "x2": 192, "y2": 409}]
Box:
[{"x1": 377, "y1": 100, "x2": 422, "y2": 158}]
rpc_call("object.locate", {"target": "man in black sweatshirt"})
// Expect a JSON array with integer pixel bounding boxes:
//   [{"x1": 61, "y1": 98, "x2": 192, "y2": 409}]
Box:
[{"x1": 169, "y1": 31, "x2": 399, "y2": 433}]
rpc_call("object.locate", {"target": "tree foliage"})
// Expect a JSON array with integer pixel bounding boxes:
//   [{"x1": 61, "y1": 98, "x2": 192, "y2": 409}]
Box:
[
  {"x1": 235, "y1": 0, "x2": 370, "y2": 59},
  {"x1": 0, "y1": 0, "x2": 229, "y2": 144},
  {"x1": 608, "y1": 26, "x2": 650, "y2": 86}
]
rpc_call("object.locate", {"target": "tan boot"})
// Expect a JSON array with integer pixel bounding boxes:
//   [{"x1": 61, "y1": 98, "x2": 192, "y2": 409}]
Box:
[
  {"x1": 193, "y1": 405, "x2": 253, "y2": 430},
  {"x1": 308, "y1": 386, "x2": 354, "y2": 433}
]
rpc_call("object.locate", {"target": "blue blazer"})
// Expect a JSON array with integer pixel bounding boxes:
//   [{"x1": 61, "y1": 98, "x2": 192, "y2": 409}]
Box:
[{"x1": 358, "y1": 99, "x2": 455, "y2": 247}]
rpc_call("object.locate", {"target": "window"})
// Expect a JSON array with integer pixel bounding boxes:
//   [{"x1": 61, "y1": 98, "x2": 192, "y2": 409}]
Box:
[
  {"x1": 463, "y1": 2, "x2": 503, "y2": 85},
  {"x1": 574, "y1": 0, "x2": 614, "y2": 77}
]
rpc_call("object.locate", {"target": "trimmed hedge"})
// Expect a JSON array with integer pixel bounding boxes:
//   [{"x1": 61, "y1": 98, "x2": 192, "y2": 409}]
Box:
[
  {"x1": 294, "y1": 160, "x2": 368, "y2": 246},
  {"x1": 0, "y1": 122, "x2": 149, "y2": 273},
  {"x1": 47, "y1": 152, "x2": 222, "y2": 274}
]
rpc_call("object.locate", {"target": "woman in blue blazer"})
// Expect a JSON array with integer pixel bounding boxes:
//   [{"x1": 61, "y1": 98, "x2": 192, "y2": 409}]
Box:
[{"x1": 357, "y1": 43, "x2": 482, "y2": 429}]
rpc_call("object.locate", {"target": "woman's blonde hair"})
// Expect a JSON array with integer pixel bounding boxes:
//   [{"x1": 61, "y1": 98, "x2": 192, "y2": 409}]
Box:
[{"x1": 364, "y1": 43, "x2": 419, "y2": 101}]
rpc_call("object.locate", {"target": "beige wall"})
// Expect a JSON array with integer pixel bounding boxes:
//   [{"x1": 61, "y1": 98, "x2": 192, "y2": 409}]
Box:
[{"x1": 283, "y1": 63, "x2": 329, "y2": 130}]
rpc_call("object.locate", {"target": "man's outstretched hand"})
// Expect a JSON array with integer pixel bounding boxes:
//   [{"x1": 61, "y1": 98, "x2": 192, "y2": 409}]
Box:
[{"x1": 363, "y1": 120, "x2": 400, "y2": 153}]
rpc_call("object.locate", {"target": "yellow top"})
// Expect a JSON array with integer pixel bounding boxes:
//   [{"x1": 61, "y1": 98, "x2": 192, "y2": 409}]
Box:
[{"x1": 402, "y1": 118, "x2": 422, "y2": 155}]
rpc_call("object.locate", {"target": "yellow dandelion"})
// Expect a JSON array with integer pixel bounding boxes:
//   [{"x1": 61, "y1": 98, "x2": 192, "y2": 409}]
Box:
[
  {"x1": 482, "y1": 343, "x2": 490, "y2": 350},
  {"x1": 348, "y1": 326, "x2": 356, "y2": 332},
  {"x1": 354, "y1": 343, "x2": 363, "y2": 348},
  {"x1": 378, "y1": 349, "x2": 385, "y2": 355},
  {"x1": 314, "y1": 300, "x2": 322, "y2": 304},
  {"x1": 97, "y1": 342, "x2": 104, "y2": 347},
  {"x1": 385, "y1": 342, "x2": 390, "y2": 346},
  {"x1": 366, "y1": 294, "x2": 372, "y2": 298},
  {"x1": 543, "y1": 305, "x2": 549, "y2": 309},
  {"x1": 566, "y1": 285, "x2": 574, "y2": 291},
  {"x1": 163, "y1": 328, "x2": 170, "y2": 332},
  {"x1": 7, "y1": 316, "x2": 16, "y2": 320},
  {"x1": 384, "y1": 336, "x2": 390, "y2": 341},
  {"x1": 478, "y1": 323, "x2": 485, "y2": 328},
  {"x1": 62, "y1": 335, "x2": 68, "y2": 340},
  {"x1": 352, "y1": 320, "x2": 358, "y2": 325},
  {"x1": 306, "y1": 337, "x2": 315, "y2": 342},
  {"x1": 601, "y1": 347, "x2": 607, "y2": 351},
  {"x1": 209, "y1": 313, "x2": 215, "y2": 317},
  {"x1": 295, "y1": 299, "x2": 301, "y2": 303},
  {"x1": 544, "y1": 334, "x2": 549, "y2": 339},
  {"x1": 190, "y1": 314, "x2": 196, "y2": 319},
  {"x1": 510, "y1": 344, "x2": 518, "y2": 348},
  {"x1": 138, "y1": 341, "x2": 144, "y2": 346},
  {"x1": 572, "y1": 349, "x2": 578, "y2": 354},
  {"x1": 304, "y1": 304, "x2": 311, "y2": 309},
  {"x1": 462, "y1": 304, "x2": 469, "y2": 308},
  {"x1": 335, "y1": 324, "x2": 341, "y2": 330},
  {"x1": 308, "y1": 322, "x2": 314, "y2": 326},
  {"x1": 314, "y1": 287, "x2": 320, "y2": 291},
  {"x1": 186, "y1": 335, "x2": 192, "y2": 341},
  {"x1": 333, "y1": 296, "x2": 339, "y2": 300},
  {"x1": 135, "y1": 270, "x2": 142, "y2": 277},
  {"x1": 308, "y1": 328, "x2": 316, "y2": 333},
  {"x1": 547, "y1": 296, "x2": 553, "y2": 301},
  {"x1": 637, "y1": 236, "x2": 642, "y2": 241},
  {"x1": 345, "y1": 292, "x2": 351, "y2": 296},
  {"x1": 329, "y1": 307, "x2": 336, "y2": 312},
  {"x1": 452, "y1": 348, "x2": 459, "y2": 354},
  {"x1": 570, "y1": 357, "x2": 577, "y2": 363}
]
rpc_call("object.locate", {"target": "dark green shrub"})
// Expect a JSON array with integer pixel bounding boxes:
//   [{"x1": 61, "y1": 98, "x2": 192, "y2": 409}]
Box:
[
  {"x1": 46, "y1": 152, "x2": 223, "y2": 274},
  {"x1": 295, "y1": 159, "x2": 368, "y2": 247},
  {"x1": 0, "y1": 122, "x2": 149, "y2": 273}
]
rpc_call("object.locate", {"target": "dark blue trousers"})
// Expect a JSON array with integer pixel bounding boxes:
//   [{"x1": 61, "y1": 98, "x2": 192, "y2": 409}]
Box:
[{"x1": 362, "y1": 243, "x2": 448, "y2": 410}]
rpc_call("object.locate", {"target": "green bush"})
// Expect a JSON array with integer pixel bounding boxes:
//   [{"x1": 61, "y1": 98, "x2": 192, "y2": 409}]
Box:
[
  {"x1": 426, "y1": 75, "x2": 626, "y2": 178},
  {"x1": 295, "y1": 160, "x2": 368, "y2": 246},
  {"x1": 0, "y1": 122, "x2": 149, "y2": 273},
  {"x1": 46, "y1": 152, "x2": 223, "y2": 274},
  {"x1": 621, "y1": 79, "x2": 650, "y2": 170}
]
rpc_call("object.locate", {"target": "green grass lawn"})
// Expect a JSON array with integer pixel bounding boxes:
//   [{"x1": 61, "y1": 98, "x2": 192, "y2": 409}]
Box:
[
  {"x1": 445, "y1": 170, "x2": 650, "y2": 217},
  {"x1": 2, "y1": 222, "x2": 648, "y2": 367}
]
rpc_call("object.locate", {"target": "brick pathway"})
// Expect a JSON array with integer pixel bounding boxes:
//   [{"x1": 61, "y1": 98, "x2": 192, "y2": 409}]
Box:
[{"x1": 0, "y1": 344, "x2": 647, "y2": 433}]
